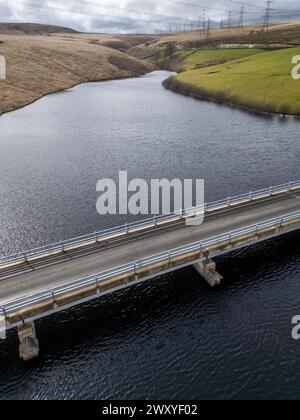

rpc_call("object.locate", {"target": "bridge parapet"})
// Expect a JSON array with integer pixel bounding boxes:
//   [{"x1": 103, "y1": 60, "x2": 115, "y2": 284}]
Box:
[
  {"x1": 1, "y1": 180, "x2": 300, "y2": 273},
  {"x1": 1, "y1": 209, "x2": 300, "y2": 338}
]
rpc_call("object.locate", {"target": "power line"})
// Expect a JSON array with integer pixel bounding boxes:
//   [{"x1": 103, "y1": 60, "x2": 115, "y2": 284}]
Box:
[
  {"x1": 228, "y1": 11, "x2": 232, "y2": 28},
  {"x1": 227, "y1": 0, "x2": 262, "y2": 10},
  {"x1": 168, "y1": 0, "x2": 295, "y2": 16},
  {"x1": 202, "y1": 8, "x2": 207, "y2": 30},
  {"x1": 206, "y1": 18, "x2": 211, "y2": 41},
  {"x1": 1, "y1": 0, "x2": 298, "y2": 34},
  {"x1": 239, "y1": 6, "x2": 245, "y2": 28},
  {"x1": 167, "y1": 0, "x2": 237, "y2": 14},
  {"x1": 262, "y1": 0, "x2": 273, "y2": 32}
]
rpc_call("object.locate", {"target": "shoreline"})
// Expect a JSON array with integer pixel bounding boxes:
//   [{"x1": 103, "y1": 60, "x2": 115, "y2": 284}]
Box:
[
  {"x1": 0, "y1": 71, "x2": 153, "y2": 118},
  {"x1": 2, "y1": 68, "x2": 299, "y2": 120},
  {"x1": 163, "y1": 76, "x2": 300, "y2": 118},
  {"x1": 0, "y1": 32, "x2": 154, "y2": 118}
]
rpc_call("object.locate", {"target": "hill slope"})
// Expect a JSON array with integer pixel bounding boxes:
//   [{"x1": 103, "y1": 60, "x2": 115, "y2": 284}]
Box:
[
  {"x1": 162, "y1": 48, "x2": 264, "y2": 72},
  {"x1": 164, "y1": 47, "x2": 300, "y2": 115},
  {"x1": 129, "y1": 22, "x2": 300, "y2": 64},
  {"x1": 0, "y1": 34, "x2": 153, "y2": 114},
  {"x1": 0, "y1": 22, "x2": 78, "y2": 34}
]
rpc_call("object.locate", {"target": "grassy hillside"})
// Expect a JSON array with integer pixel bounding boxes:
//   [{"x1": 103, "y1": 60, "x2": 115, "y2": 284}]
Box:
[
  {"x1": 164, "y1": 47, "x2": 300, "y2": 115},
  {"x1": 164, "y1": 48, "x2": 264, "y2": 72}
]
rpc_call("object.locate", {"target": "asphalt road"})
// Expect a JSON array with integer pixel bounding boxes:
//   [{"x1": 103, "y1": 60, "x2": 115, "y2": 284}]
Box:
[{"x1": 0, "y1": 191, "x2": 299, "y2": 305}]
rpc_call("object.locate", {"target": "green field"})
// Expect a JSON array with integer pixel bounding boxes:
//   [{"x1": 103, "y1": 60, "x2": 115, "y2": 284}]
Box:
[
  {"x1": 166, "y1": 47, "x2": 300, "y2": 115},
  {"x1": 171, "y1": 48, "x2": 264, "y2": 71}
]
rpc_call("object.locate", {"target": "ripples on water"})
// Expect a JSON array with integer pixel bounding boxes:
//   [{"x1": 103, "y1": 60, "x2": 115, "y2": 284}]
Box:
[{"x1": 0, "y1": 71, "x2": 300, "y2": 400}]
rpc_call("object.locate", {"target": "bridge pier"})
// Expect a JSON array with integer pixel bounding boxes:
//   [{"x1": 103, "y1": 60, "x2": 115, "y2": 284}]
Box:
[
  {"x1": 18, "y1": 322, "x2": 39, "y2": 362},
  {"x1": 193, "y1": 259, "x2": 223, "y2": 287}
]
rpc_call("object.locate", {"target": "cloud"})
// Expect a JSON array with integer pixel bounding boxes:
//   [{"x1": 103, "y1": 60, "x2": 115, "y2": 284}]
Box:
[{"x1": 0, "y1": 0, "x2": 300, "y2": 33}]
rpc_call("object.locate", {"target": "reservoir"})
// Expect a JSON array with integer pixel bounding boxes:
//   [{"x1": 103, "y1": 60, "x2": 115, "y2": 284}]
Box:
[{"x1": 0, "y1": 71, "x2": 300, "y2": 399}]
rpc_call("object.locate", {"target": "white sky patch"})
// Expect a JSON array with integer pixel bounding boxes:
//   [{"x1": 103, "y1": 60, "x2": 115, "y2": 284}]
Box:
[{"x1": 0, "y1": 0, "x2": 300, "y2": 33}]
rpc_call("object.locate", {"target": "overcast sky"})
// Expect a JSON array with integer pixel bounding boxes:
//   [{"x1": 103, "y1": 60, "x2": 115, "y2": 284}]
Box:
[{"x1": 0, "y1": 0, "x2": 300, "y2": 34}]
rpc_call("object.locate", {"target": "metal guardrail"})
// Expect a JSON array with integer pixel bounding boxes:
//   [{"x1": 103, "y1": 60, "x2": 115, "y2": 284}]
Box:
[
  {"x1": 1, "y1": 209, "x2": 300, "y2": 318},
  {"x1": 1, "y1": 180, "x2": 300, "y2": 269}
]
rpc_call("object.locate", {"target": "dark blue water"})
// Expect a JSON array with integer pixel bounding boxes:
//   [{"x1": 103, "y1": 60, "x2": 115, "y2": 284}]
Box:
[{"x1": 0, "y1": 71, "x2": 300, "y2": 400}]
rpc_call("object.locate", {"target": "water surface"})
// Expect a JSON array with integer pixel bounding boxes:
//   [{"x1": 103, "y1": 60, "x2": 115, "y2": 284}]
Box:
[{"x1": 0, "y1": 71, "x2": 300, "y2": 400}]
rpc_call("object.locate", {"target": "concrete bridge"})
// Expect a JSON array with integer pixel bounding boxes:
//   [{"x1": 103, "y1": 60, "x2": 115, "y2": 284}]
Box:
[{"x1": 1, "y1": 180, "x2": 300, "y2": 361}]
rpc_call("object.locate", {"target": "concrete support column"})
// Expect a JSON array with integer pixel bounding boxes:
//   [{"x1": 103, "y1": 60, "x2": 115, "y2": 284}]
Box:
[
  {"x1": 18, "y1": 322, "x2": 39, "y2": 362},
  {"x1": 193, "y1": 259, "x2": 223, "y2": 287}
]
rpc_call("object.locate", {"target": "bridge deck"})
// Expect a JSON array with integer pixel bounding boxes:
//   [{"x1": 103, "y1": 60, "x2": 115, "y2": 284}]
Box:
[{"x1": 0, "y1": 190, "x2": 299, "y2": 308}]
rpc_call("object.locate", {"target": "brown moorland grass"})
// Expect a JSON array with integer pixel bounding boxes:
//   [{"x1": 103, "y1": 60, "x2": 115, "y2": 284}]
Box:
[
  {"x1": 0, "y1": 33, "x2": 153, "y2": 114},
  {"x1": 129, "y1": 21, "x2": 300, "y2": 63}
]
